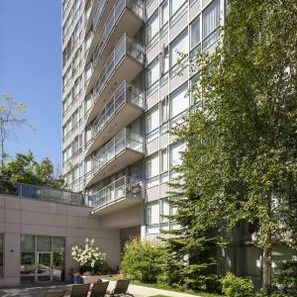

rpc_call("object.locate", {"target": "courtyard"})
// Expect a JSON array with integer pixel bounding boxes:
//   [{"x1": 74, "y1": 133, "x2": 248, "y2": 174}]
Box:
[{"x1": 0, "y1": 282, "x2": 203, "y2": 297}]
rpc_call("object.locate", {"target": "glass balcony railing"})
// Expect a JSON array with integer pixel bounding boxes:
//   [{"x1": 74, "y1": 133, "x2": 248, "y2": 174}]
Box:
[
  {"x1": 93, "y1": 0, "x2": 107, "y2": 29},
  {"x1": 91, "y1": 34, "x2": 145, "y2": 101},
  {"x1": 91, "y1": 128, "x2": 143, "y2": 175},
  {"x1": 93, "y1": 0, "x2": 144, "y2": 67},
  {"x1": 91, "y1": 81, "x2": 144, "y2": 139},
  {"x1": 92, "y1": 176, "x2": 144, "y2": 210},
  {"x1": 0, "y1": 180, "x2": 92, "y2": 207}
]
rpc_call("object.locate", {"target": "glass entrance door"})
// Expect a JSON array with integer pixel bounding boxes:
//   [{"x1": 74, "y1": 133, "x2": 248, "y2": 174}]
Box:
[{"x1": 37, "y1": 252, "x2": 52, "y2": 282}]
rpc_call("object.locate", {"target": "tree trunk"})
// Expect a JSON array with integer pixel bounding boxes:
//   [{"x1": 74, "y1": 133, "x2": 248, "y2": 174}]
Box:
[{"x1": 262, "y1": 244, "x2": 272, "y2": 288}]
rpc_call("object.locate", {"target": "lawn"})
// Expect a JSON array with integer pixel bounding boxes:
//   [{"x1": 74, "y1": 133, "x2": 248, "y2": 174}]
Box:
[{"x1": 103, "y1": 275, "x2": 224, "y2": 297}]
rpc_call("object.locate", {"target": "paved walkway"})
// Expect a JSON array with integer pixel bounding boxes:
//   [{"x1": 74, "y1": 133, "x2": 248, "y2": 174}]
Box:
[{"x1": 0, "y1": 281, "x2": 200, "y2": 297}]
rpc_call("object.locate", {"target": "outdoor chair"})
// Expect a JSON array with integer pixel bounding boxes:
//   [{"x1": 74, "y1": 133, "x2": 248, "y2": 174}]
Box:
[
  {"x1": 90, "y1": 281, "x2": 109, "y2": 297},
  {"x1": 45, "y1": 291, "x2": 66, "y2": 297},
  {"x1": 70, "y1": 283, "x2": 90, "y2": 297},
  {"x1": 108, "y1": 279, "x2": 133, "y2": 297}
]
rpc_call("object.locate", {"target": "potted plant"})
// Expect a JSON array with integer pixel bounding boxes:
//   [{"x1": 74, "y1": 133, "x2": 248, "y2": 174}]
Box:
[{"x1": 71, "y1": 238, "x2": 110, "y2": 283}]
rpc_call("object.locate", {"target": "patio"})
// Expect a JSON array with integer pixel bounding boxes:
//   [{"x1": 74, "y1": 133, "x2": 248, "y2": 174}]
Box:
[{"x1": 0, "y1": 282, "x2": 201, "y2": 297}]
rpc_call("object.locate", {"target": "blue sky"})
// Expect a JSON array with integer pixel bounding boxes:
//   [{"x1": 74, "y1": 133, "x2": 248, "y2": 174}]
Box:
[{"x1": 0, "y1": 0, "x2": 61, "y2": 168}]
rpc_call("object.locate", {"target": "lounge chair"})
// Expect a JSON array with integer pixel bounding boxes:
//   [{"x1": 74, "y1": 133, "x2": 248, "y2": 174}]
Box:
[
  {"x1": 45, "y1": 291, "x2": 66, "y2": 297},
  {"x1": 70, "y1": 283, "x2": 90, "y2": 297},
  {"x1": 108, "y1": 279, "x2": 133, "y2": 297},
  {"x1": 90, "y1": 281, "x2": 109, "y2": 297}
]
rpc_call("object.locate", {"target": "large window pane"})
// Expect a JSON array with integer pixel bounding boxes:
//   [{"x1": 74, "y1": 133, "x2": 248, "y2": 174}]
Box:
[
  {"x1": 170, "y1": 0, "x2": 185, "y2": 16},
  {"x1": 146, "y1": 153, "x2": 160, "y2": 179},
  {"x1": 21, "y1": 235, "x2": 35, "y2": 252},
  {"x1": 37, "y1": 236, "x2": 51, "y2": 252},
  {"x1": 146, "y1": 11, "x2": 159, "y2": 43},
  {"x1": 146, "y1": 106, "x2": 159, "y2": 133},
  {"x1": 147, "y1": 201, "x2": 160, "y2": 225},
  {"x1": 53, "y1": 237, "x2": 65, "y2": 253},
  {"x1": 161, "y1": 0, "x2": 169, "y2": 26},
  {"x1": 202, "y1": 0, "x2": 220, "y2": 48},
  {"x1": 146, "y1": 58, "x2": 160, "y2": 88},
  {"x1": 21, "y1": 252, "x2": 35, "y2": 275},
  {"x1": 170, "y1": 142, "x2": 186, "y2": 166},
  {"x1": 191, "y1": 16, "x2": 200, "y2": 49},
  {"x1": 170, "y1": 29, "x2": 189, "y2": 67},
  {"x1": 170, "y1": 84, "x2": 189, "y2": 118}
]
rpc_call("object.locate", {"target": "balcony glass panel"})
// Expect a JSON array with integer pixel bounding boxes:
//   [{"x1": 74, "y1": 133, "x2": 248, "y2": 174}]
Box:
[
  {"x1": 93, "y1": 0, "x2": 144, "y2": 67},
  {"x1": 92, "y1": 34, "x2": 144, "y2": 105},
  {"x1": 92, "y1": 176, "x2": 143, "y2": 209},
  {"x1": 92, "y1": 81, "x2": 144, "y2": 138},
  {"x1": 92, "y1": 128, "x2": 143, "y2": 174}
]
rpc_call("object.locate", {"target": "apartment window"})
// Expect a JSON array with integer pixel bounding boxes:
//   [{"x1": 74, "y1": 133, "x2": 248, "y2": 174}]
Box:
[
  {"x1": 85, "y1": 93, "x2": 93, "y2": 113},
  {"x1": 170, "y1": 0, "x2": 185, "y2": 16},
  {"x1": 73, "y1": 78, "x2": 80, "y2": 99},
  {"x1": 170, "y1": 29, "x2": 189, "y2": 68},
  {"x1": 85, "y1": 126, "x2": 92, "y2": 144},
  {"x1": 160, "y1": 0, "x2": 169, "y2": 27},
  {"x1": 170, "y1": 83, "x2": 189, "y2": 119},
  {"x1": 146, "y1": 201, "x2": 160, "y2": 225},
  {"x1": 160, "y1": 149, "x2": 168, "y2": 173},
  {"x1": 161, "y1": 96, "x2": 169, "y2": 122},
  {"x1": 146, "y1": 153, "x2": 160, "y2": 188},
  {"x1": 146, "y1": 58, "x2": 160, "y2": 89},
  {"x1": 160, "y1": 46, "x2": 169, "y2": 76},
  {"x1": 160, "y1": 199, "x2": 170, "y2": 222},
  {"x1": 85, "y1": 158, "x2": 92, "y2": 174},
  {"x1": 146, "y1": 106, "x2": 160, "y2": 142},
  {"x1": 0, "y1": 234, "x2": 3, "y2": 277},
  {"x1": 190, "y1": 15, "x2": 201, "y2": 57},
  {"x1": 202, "y1": 0, "x2": 220, "y2": 49},
  {"x1": 146, "y1": 11, "x2": 159, "y2": 44},
  {"x1": 170, "y1": 142, "x2": 185, "y2": 167}
]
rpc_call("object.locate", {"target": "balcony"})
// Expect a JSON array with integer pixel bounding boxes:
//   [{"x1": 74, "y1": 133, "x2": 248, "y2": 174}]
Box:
[
  {"x1": 85, "y1": 34, "x2": 145, "y2": 125},
  {"x1": 85, "y1": 0, "x2": 99, "y2": 32},
  {"x1": 0, "y1": 180, "x2": 92, "y2": 207},
  {"x1": 91, "y1": 176, "x2": 144, "y2": 216},
  {"x1": 85, "y1": 81, "x2": 144, "y2": 157},
  {"x1": 86, "y1": 0, "x2": 145, "y2": 66},
  {"x1": 85, "y1": 128, "x2": 144, "y2": 187}
]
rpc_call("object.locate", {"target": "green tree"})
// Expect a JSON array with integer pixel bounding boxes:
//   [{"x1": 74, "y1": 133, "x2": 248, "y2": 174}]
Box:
[
  {"x1": 167, "y1": 0, "x2": 297, "y2": 290},
  {"x1": 0, "y1": 151, "x2": 66, "y2": 188},
  {"x1": 0, "y1": 94, "x2": 30, "y2": 167}
]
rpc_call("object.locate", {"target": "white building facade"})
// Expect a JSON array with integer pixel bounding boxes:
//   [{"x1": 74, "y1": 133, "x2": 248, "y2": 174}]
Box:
[{"x1": 61, "y1": 0, "x2": 223, "y2": 241}]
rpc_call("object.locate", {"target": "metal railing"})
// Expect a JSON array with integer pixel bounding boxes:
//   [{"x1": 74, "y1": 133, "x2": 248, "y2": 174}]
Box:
[
  {"x1": 93, "y1": 0, "x2": 144, "y2": 68},
  {"x1": 92, "y1": 176, "x2": 144, "y2": 209},
  {"x1": 0, "y1": 180, "x2": 92, "y2": 207},
  {"x1": 92, "y1": 34, "x2": 145, "y2": 103},
  {"x1": 91, "y1": 128, "x2": 144, "y2": 175},
  {"x1": 91, "y1": 81, "x2": 144, "y2": 139}
]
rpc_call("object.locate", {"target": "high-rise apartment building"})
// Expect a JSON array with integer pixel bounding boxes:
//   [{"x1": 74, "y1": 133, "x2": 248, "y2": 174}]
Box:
[{"x1": 61, "y1": 0, "x2": 222, "y2": 241}]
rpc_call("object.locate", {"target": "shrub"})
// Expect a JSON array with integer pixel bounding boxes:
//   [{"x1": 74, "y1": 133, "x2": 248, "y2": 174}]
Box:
[
  {"x1": 275, "y1": 260, "x2": 297, "y2": 296},
  {"x1": 120, "y1": 237, "x2": 166, "y2": 283},
  {"x1": 71, "y1": 238, "x2": 110, "y2": 275},
  {"x1": 221, "y1": 273, "x2": 254, "y2": 297}
]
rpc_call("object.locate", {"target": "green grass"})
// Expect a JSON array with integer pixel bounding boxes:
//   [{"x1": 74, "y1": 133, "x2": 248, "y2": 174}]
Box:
[{"x1": 102, "y1": 275, "x2": 224, "y2": 297}]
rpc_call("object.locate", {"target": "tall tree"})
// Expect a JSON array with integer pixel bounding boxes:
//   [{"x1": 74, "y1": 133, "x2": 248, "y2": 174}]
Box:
[
  {"x1": 0, "y1": 151, "x2": 66, "y2": 188},
  {"x1": 0, "y1": 94, "x2": 29, "y2": 167},
  {"x1": 166, "y1": 0, "x2": 297, "y2": 290}
]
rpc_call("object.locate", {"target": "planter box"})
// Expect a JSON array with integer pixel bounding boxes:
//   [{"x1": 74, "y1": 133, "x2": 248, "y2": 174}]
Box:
[{"x1": 82, "y1": 275, "x2": 102, "y2": 284}]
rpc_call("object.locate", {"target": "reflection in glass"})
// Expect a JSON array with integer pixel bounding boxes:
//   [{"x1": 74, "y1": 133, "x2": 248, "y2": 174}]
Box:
[
  {"x1": 21, "y1": 252, "x2": 35, "y2": 274},
  {"x1": 21, "y1": 235, "x2": 35, "y2": 252},
  {"x1": 37, "y1": 236, "x2": 51, "y2": 251}
]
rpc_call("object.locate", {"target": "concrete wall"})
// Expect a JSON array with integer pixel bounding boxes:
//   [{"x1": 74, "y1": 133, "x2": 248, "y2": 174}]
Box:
[{"x1": 0, "y1": 194, "x2": 121, "y2": 287}]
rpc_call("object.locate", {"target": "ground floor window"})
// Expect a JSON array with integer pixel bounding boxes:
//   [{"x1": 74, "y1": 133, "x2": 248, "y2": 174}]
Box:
[
  {"x1": 0, "y1": 234, "x2": 3, "y2": 277},
  {"x1": 20, "y1": 235, "x2": 65, "y2": 283}
]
